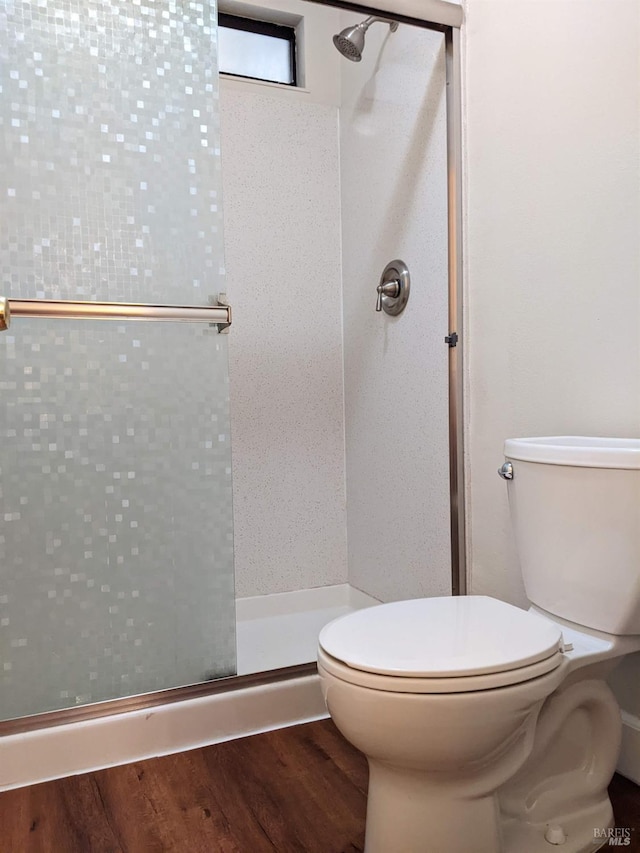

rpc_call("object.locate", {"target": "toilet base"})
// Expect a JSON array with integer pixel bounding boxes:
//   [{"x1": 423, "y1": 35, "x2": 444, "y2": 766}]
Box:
[
  {"x1": 364, "y1": 761, "x2": 502, "y2": 853},
  {"x1": 502, "y1": 800, "x2": 614, "y2": 852},
  {"x1": 499, "y1": 678, "x2": 623, "y2": 852},
  {"x1": 363, "y1": 761, "x2": 615, "y2": 853}
]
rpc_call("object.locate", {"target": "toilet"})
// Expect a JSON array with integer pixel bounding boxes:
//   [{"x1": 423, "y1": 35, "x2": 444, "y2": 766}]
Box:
[{"x1": 317, "y1": 436, "x2": 640, "y2": 853}]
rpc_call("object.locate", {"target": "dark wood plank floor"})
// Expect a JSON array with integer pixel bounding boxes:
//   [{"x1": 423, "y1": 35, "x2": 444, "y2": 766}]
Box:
[{"x1": 0, "y1": 719, "x2": 638, "y2": 852}]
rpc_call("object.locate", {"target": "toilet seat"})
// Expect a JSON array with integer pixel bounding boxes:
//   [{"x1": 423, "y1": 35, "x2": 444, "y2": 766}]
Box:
[
  {"x1": 318, "y1": 646, "x2": 566, "y2": 693},
  {"x1": 318, "y1": 596, "x2": 565, "y2": 694}
]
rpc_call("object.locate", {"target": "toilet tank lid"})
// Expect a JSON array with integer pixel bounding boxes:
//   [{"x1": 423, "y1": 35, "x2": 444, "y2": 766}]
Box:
[
  {"x1": 505, "y1": 436, "x2": 640, "y2": 469},
  {"x1": 318, "y1": 596, "x2": 563, "y2": 678}
]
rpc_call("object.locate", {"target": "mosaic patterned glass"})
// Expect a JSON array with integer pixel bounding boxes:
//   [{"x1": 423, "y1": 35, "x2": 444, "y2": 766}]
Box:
[
  {"x1": 0, "y1": 320, "x2": 236, "y2": 721},
  {"x1": 0, "y1": 0, "x2": 224, "y2": 303},
  {"x1": 0, "y1": 1, "x2": 236, "y2": 720}
]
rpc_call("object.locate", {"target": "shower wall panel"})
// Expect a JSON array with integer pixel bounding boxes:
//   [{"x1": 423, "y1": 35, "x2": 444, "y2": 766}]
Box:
[
  {"x1": 0, "y1": 0, "x2": 235, "y2": 720},
  {"x1": 340, "y1": 22, "x2": 451, "y2": 602},
  {"x1": 220, "y1": 78, "x2": 347, "y2": 597}
]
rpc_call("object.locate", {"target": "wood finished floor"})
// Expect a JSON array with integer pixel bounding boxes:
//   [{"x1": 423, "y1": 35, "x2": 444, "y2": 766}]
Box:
[{"x1": 0, "y1": 719, "x2": 638, "y2": 853}]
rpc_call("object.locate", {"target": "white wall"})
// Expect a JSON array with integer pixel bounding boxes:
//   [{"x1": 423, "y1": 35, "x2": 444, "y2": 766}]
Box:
[
  {"x1": 464, "y1": 0, "x2": 640, "y2": 606},
  {"x1": 464, "y1": 0, "x2": 640, "y2": 770},
  {"x1": 220, "y1": 1, "x2": 348, "y2": 596},
  {"x1": 340, "y1": 18, "x2": 452, "y2": 601}
]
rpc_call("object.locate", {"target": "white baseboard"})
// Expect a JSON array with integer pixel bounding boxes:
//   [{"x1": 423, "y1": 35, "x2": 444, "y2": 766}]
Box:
[
  {"x1": 617, "y1": 710, "x2": 640, "y2": 785},
  {"x1": 0, "y1": 673, "x2": 328, "y2": 792}
]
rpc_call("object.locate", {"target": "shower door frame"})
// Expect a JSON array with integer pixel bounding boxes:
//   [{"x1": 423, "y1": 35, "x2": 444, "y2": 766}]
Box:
[
  {"x1": 320, "y1": 0, "x2": 466, "y2": 597},
  {"x1": 0, "y1": 0, "x2": 465, "y2": 736},
  {"x1": 445, "y1": 22, "x2": 466, "y2": 598}
]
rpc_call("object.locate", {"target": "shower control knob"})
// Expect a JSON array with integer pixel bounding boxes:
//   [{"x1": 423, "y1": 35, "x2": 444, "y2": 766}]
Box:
[
  {"x1": 376, "y1": 260, "x2": 410, "y2": 316},
  {"x1": 376, "y1": 280, "x2": 400, "y2": 311}
]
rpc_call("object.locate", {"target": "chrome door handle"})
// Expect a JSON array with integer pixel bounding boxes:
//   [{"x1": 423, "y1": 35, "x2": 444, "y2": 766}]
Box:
[{"x1": 0, "y1": 297, "x2": 231, "y2": 331}]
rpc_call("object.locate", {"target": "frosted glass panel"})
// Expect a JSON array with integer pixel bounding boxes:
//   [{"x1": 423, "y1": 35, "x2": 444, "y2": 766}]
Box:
[
  {"x1": 0, "y1": 320, "x2": 235, "y2": 721},
  {"x1": 0, "y1": 0, "x2": 235, "y2": 722},
  {"x1": 0, "y1": 0, "x2": 224, "y2": 303}
]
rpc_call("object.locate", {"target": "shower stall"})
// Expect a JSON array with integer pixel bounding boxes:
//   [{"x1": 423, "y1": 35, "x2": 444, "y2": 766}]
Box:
[{"x1": 0, "y1": 0, "x2": 464, "y2": 776}]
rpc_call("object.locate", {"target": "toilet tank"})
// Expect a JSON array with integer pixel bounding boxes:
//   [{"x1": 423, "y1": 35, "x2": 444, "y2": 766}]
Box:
[{"x1": 503, "y1": 437, "x2": 640, "y2": 635}]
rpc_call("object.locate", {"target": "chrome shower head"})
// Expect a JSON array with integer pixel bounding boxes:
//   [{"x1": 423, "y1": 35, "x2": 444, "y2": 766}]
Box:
[
  {"x1": 332, "y1": 17, "x2": 398, "y2": 62},
  {"x1": 333, "y1": 21, "x2": 368, "y2": 62}
]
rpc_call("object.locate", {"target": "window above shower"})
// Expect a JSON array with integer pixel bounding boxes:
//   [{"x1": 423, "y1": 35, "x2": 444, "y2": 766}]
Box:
[
  {"x1": 218, "y1": 13, "x2": 297, "y2": 86},
  {"x1": 217, "y1": 0, "x2": 341, "y2": 106}
]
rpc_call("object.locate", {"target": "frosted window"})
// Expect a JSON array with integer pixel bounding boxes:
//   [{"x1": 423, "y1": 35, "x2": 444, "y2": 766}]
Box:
[{"x1": 219, "y1": 16, "x2": 296, "y2": 85}]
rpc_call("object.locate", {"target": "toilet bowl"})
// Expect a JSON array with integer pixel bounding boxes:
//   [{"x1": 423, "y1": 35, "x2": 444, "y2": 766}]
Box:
[{"x1": 317, "y1": 436, "x2": 640, "y2": 853}]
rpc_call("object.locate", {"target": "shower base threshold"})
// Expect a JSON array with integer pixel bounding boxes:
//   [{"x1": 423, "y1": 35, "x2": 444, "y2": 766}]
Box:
[
  {"x1": 235, "y1": 584, "x2": 379, "y2": 675},
  {"x1": 0, "y1": 584, "x2": 378, "y2": 791}
]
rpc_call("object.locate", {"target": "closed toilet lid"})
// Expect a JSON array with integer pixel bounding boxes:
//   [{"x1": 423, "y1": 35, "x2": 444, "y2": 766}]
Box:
[{"x1": 318, "y1": 596, "x2": 563, "y2": 678}]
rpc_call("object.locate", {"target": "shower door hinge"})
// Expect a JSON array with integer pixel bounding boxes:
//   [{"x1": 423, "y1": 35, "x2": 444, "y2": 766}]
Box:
[
  {"x1": 209, "y1": 293, "x2": 231, "y2": 334},
  {"x1": 445, "y1": 332, "x2": 458, "y2": 347}
]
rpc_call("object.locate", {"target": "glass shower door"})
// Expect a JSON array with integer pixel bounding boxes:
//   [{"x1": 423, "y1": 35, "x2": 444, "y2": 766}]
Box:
[{"x1": 0, "y1": 0, "x2": 236, "y2": 722}]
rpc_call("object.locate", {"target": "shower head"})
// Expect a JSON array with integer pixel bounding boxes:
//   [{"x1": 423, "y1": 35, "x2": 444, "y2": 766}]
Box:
[{"x1": 332, "y1": 17, "x2": 398, "y2": 62}]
